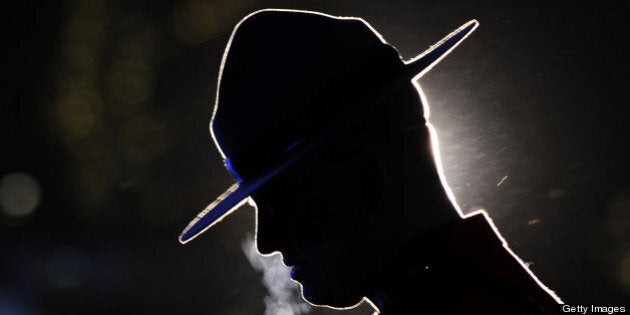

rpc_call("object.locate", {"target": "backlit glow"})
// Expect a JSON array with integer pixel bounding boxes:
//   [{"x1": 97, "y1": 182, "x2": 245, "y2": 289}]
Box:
[{"x1": 417, "y1": 79, "x2": 563, "y2": 303}]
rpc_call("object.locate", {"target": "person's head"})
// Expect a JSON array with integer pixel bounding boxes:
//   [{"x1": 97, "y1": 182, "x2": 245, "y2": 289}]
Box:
[
  {"x1": 179, "y1": 8, "x2": 477, "y2": 310},
  {"x1": 248, "y1": 84, "x2": 461, "y2": 307}
]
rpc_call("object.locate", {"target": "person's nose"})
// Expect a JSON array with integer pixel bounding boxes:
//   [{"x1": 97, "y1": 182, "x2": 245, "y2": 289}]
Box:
[{"x1": 254, "y1": 201, "x2": 283, "y2": 255}]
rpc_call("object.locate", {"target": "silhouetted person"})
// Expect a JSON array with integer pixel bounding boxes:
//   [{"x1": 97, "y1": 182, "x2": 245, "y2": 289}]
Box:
[{"x1": 180, "y1": 9, "x2": 562, "y2": 314}]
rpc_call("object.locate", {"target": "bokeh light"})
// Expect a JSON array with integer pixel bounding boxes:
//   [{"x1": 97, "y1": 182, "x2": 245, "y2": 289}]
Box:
[
  {"x1": 608, "y1": 188, "x2": 630, "y2": 294},
  {"x1": 53, "y1": 88, "x2": 102, "y2": 140},
  {"x1": 607, "y1": 188, "x2": 630, "y2": 243},
  {"x1": 546, "y1": 189, "x2": 565, "y2": 199},
  {"x1": 0, "y1": 172, "x2": 41, "y2": 217},
  {"x1": 63, "y1": 0, "x2": 106, "y2": 41},
  {"x1": 49, "y1": 0, "x2": 105, "y2": 146},
  {"x1": 45, "y1": 246, "x2": 91, "y2": 289},
  {"x1": 170, "y1": 0, "x2": 223, "y2": 44},
  {"x1": 170, "y1": 0, "x2": 257, "y2": 44},
  {"x1": 106, "y1": 58, "x2": 154, "y2": 105}
]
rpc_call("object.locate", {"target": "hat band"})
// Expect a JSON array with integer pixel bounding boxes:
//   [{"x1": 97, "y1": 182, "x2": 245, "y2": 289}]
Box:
[
  {"x1": 223, "y1": 67, "x2": 420, "y2": 185},
  {"x1": 225, "y1": 126, "x2": 314, "y2": 184}
]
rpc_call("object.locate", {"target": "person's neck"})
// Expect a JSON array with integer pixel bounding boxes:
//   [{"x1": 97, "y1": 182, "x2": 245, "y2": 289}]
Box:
[
  {"x1": 363, "y1": 227, "x2": 450, "y2": 315},
  {"x1": 365, "y1": 266, "x2": 429, "y2": 314}
]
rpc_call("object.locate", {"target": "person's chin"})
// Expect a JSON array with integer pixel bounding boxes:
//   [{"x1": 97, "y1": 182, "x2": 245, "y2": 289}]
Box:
[
  {"x1": 293, "y1": 268, "x2": 363, "y2": 309},
  {"x1": 300, "y1": 286, "x2": 363, "y2": 309}
]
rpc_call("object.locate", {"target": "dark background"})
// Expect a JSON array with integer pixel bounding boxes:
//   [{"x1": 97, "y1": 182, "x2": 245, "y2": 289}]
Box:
[{"x1": 2, "y1": 0, "x2": 628, "y2": 314}]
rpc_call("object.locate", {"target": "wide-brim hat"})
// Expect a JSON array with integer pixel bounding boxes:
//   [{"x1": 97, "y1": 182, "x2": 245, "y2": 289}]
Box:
[{"x1": 179, "y1": 9, "x2": 478, "y2": 244}]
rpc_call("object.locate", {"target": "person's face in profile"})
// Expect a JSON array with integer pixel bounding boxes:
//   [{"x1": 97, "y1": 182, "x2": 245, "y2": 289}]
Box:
[{"x1": 250, "y1": 141, "x2": 386, "y2": 308}]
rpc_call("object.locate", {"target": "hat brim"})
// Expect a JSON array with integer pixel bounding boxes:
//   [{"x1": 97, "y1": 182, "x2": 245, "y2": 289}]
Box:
[
  {"x1": 179, "y1": 150, "x2": 302, "y2": 244},
  {"x1": 179, "y1": 13, "x2": 479, "y2": 244}
]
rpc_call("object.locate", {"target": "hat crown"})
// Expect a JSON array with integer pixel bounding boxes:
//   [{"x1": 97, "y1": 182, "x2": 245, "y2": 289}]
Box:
[{"x1": 211, "y1": 10, "x2": 405, "y2": 178}]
